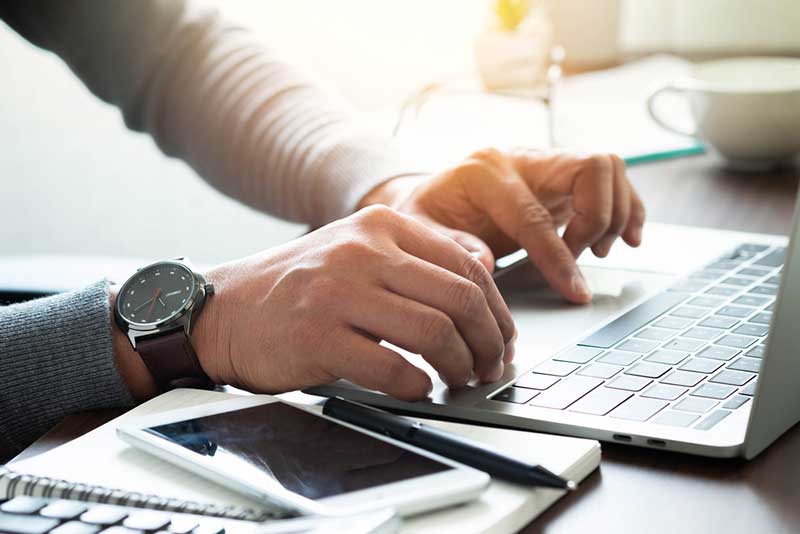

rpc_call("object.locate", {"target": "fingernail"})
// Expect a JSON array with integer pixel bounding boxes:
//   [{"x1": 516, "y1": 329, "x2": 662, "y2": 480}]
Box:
[
  {"x1": 503, "y1": 339, "x2": 516, "y2": 364},
  {"x1": 571, "y1": 272, "x2": 592, "y2": 302},
  {"x1": 634, "y1": 226, "x2": 643, "y2": 244},
  {"x1": 469, "y1": 250, "x2": 482, "y2": 257},
  {"x1": 484, "y1": 363, "x2": 505, "y2": 383}
]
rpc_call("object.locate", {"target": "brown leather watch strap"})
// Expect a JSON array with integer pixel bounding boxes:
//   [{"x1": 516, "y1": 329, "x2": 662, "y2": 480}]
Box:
[{"x1": 137, "y1": 329, "x2": 214, "y2": 392}]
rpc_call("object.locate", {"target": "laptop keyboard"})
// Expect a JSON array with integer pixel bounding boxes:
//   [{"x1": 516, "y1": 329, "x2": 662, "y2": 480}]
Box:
[
  {"x1": 0, "y1": 496, "x2": 243, "y2": 534},
  {"x1": 491, "y1": 243, "x2": 783, "y2": 431}
]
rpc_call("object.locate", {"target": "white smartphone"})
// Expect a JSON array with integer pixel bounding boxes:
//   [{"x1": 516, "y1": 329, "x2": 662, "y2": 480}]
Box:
[{"x1": 117, "y1": 395, "x2": 489, "y2": 518}]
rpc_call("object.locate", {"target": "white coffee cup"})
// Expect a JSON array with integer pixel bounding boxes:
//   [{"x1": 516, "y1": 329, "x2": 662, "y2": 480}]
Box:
[{"x1": 647, "y1": 57, "x2": 800, "y2": 171}]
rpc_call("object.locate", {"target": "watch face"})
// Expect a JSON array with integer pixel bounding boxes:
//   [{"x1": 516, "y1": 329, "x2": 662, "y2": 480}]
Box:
[{"x1": 117, "y1": 263, "x2": 196, "y2": 326}]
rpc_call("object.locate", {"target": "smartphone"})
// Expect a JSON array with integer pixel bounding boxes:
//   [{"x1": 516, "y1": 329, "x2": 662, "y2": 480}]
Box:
[{"x1": 117, "y1": 395, "x2": 489, "y2": 518}]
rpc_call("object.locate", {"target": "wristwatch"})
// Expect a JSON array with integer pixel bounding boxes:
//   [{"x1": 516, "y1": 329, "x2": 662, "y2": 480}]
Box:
[{"x1": 114, "y1": 258, "x2": 214, "y2": 392}]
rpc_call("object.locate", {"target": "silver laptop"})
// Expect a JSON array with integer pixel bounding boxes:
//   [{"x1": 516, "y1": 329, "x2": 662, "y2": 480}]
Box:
[{"x1": 310, "y1": 203, "x2": 800, "y2": 459}]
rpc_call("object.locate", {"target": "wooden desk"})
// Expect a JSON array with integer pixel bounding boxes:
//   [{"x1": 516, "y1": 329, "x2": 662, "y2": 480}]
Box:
[{"x1": 8, "y1": 154, "x2": 800, "y2": 533}]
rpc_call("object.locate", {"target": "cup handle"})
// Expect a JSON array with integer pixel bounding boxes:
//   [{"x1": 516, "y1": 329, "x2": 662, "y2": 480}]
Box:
[{"x1": 646, "y1": 84, "x2": 696, "y2": 137}]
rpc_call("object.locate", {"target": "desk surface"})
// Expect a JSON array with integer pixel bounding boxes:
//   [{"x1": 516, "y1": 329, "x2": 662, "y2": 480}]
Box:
[{"x1": 9, "y1": 153, "x2": 800, "y2": 533}]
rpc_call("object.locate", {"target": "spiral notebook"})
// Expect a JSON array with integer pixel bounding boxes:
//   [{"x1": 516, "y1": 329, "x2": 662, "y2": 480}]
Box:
[{"x1": 4, "y1": 389, "x2": 601, "y2": 533}]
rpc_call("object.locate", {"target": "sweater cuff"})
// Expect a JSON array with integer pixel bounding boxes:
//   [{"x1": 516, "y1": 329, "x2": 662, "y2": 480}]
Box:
[{"x1": 0, "y1": 280, "x2": 135, "y2": 456}]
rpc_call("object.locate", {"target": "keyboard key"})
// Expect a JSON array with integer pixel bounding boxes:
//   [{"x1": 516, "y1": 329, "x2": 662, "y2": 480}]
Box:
[
  {"x1": 642, "y1": 383, "x2": 688, "y2": 401},
  {"x1": 717, "y1": 305, "x2": 752, "y2": 318},
  {"x1": 101, "y1": 527, "x2": 148, "y2": 534},
  {"x1": 680, "y1": 357, "x2": 724, "y2": 373},
  {"x1": 0, "y1": 511, "x2": 60, "y2": 534},
  {"x1": 692, "y1": 383, "x2": 737, "y2": 400},
  {"x1": 193, "y1": 523, "x2": 226, "y2": 534},
  {"x1": 741, "y1": 380, "x2": 758, "y2": 396},
  {"x1": 670, "y1": 306, "x2": 707, "y2": 319},
  {"x1": 654, "y1": 410, "x2": 700, "y2": 427},
  {"x1": 728, "y1": 357, "x2": 762, "y2": 373},
  {"x1": 698, "y1": 316, "x2": 739, "y2": 329},
  {"x1": 553, "y1": 346, "x2": 603, "y2": 364},
  {"x1": 707, "y1": 259, "x2": 742, "y2": 270},
  {"x1": 723, "y1": 395, "x2": 751, "y2": 410},
  {"x1": 749, "y1": 285, "x2": 778, "y2": 296},
  {"x1": 515, "y1": 373, "x2": 560, "y2": 390},
  {"x1": 534, "y1": 360, "x2": 579, "y2": 376},
  {"x1": 766, "y1": 275, "x2": 781, "y2": 285},
  {"x1": 746, "y1": 345, "x2": 766, "y2": 358},
  {"x1": 661, "y1": 370, "x2": 705, "y2": 387},
  {"x1": 754, "y1": 247, "x2": 785, "y2": 267},
  {"x1": 577, "y1": 363, "x2": 623, "y2": 379},
  {"x1": 625, "y1": 362, "x2": 671, "y2": 378},
  {"x1": 80, "y1": 506, "x2": 129, "y2": 526},
  {"x1": 766, "y1": 302, "x2": 775, "y2": 311},
  {"x1": 669, "y1": 280, "x2": 709, "y2": 293},
  {"x1": 733, "y1": 323, "x2": 769, "y2": 337},
  {"x1": 691, "y1": 269, "x2": 727, "y2": 281},
  {"x1": 634, "y1": 327, "x2": 675, "y2": 341},
  {"x1": 710, "y1": 369, "x2": 756, "y2": 386},
  {"x1": 682, "y1": 327, "x2": 721, "y2": 341},
  {"x1": 721, "y1": 276, "x2": 754, "y2": 287},
  {"x1": 606, "y1": 375, "x2": 652, "y2": 391},
  {"x1": 716, "y1": 334, "x2": 757, "y2": 349},
  {"x1": 737, "y1": 267, "x2": 772, "y2": 277},
  {"x1": 736, "y1": 243, "x2": 770, "y2": 253},
  {"x1": 529, "y1": 376, "x2": 603, "y2": 410},
  {"x1": 653, "y1": 316, "x2": 693, "y2": 330},
  {"x1": 123, "y1": 511, "x2": 171, "y2": 531},
  {"x1": 579, "y1": 292, "x2": 688, "y2": 348},
  {"x1": 695, "y1": 410, "x2": 732, "y2": 430},
  {"x1": 705, "y1": 286, "x2": 740, "y2": 297},
  {"x1": 597, "y1": 350, "x2": 641, "y2": 366},
  {"x1": 733, "y1": 295, "x2": 771, "y2": 307},
  {"x1": 50, "y1": 522, "x2": 102, "y2": 534},
  {"x1": 40, "y1": 501, "x2": 89, "y2": 520},
  {"x1": 609, "y1": 397, "x2": 668, "y2": 422},
  {"x1": 0, "y1": 497, "x2": 48, "y2": 514},
  {"x1": 644, "y1": 349, "x2": 689, "y2": 365},
  {"x1": 617, "y1": 339, "x2": 660, "y2": 353},
  {"x1": 164, "y1": 517, "x2": 198, "y2": 534},
  {"x1": 663, "y1": 338, "x2": 705, "y2": 352},
  {"x1": 696, "y1": 345, "x2": 740, "y2": 361},
  {"x1": 688, "y1": 296, "x2": 724, "y2": 308},
  {"x1": 568, "y1": 387, "x2": 633, "y2": 415},
  {"x1": 492, "y1": 387, "x2": 537, "y2": 404},
  {"x1": 674, "y1": 396, "x2": 718, "y2": 413},
  {"x1": 750, "y1": 312, "x2": 773, "y2": 325}
]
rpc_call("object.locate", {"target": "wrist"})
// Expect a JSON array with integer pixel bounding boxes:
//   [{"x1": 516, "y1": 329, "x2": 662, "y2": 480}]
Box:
[
  {"x1": 109, "y1": 285, "x2": 158, "y2": 401},
  {"x1": 357, "y1": 173, "x2": 429, "y2": 211}
]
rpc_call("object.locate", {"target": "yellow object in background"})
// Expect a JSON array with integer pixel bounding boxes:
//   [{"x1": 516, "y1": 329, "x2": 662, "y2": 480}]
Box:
[{"x1": 494, "y1": 0, "x2": 531, "y2": 32}]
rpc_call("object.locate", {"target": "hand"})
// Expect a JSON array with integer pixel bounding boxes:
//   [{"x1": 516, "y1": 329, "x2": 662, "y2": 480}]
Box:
[
  {"x1": 361, "y1": 148, "x2": 645, "y2": 303},
  {"x1": 191, "y1": 206, "x2": 516, "y2": 400}
]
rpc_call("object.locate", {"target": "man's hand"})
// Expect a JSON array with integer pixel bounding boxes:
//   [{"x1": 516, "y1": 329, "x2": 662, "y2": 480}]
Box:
[
  {"x1": 361, "y1": 148, "x2": 645, "y2": 303},
  {"x1": 187, "y1": 206, "x2": 516, "y2": 401}
]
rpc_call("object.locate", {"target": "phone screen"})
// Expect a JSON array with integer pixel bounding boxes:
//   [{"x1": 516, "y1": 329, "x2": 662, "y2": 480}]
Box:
[{"x1": 144, "y1": 402, "x2": 450, "y2": 500}]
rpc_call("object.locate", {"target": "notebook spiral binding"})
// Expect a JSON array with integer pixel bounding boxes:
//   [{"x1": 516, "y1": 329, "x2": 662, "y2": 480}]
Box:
[{"x1": 0, "y1": 466, "x2": 287, "y2": 522}]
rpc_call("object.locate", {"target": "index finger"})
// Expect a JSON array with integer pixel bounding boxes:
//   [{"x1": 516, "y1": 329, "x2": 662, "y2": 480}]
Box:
[{"x1": 465, "y1": 170, "x2": 592, "y2": 304}]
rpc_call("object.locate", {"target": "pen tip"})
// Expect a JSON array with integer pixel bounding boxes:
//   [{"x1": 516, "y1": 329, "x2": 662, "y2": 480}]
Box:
[{"x1": 566, "y1": 480, "x2": 577, "y2": 491}]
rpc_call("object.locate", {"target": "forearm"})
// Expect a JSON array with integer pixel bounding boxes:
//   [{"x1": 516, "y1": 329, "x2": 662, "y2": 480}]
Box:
[
  {"x1": 0, "y1": 0, "x2": 427, "y2": 226},
  {"x1": 0, "y1": 282, "x2": 135, "y2": 458}
]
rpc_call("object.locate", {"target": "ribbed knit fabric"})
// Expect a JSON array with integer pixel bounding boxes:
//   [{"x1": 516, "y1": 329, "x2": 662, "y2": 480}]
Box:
[{"x1": 0, "y1": 282, "x2": 134, "y2": 459}]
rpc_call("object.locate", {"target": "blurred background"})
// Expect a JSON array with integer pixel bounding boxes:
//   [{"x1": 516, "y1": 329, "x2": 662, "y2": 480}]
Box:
[{"x1": 2, "y1": 0, "x2": 799, "y2": 266}]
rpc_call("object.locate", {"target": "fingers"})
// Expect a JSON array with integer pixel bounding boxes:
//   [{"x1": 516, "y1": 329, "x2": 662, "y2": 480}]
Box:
[
  {"x1": 327, "y1": 330, "x2": 433, "y2": 401},
  {"x1": 623, "y1": 186, "x2": 645, "y2": 247},
  {"x1": 380, "y1": 259, "x2": 506, "y2": 383},
  {"x1": 392, "y1": 214, "x2": 516, "y2": 345},
  {"x1": 561, "y1": 155, "x2": 614, "y2": 258},
  {"x1": 463, "y1": 167, "x2": 592, "y2": 304},
  {"x1": 592, "y1": 155, "x2": 631, "y2": 258}
]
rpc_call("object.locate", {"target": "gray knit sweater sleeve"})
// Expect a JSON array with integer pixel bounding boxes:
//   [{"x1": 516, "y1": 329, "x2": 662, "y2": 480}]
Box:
[{"x1": 0, "y1": 282, "x2": 134, "y2": 458}]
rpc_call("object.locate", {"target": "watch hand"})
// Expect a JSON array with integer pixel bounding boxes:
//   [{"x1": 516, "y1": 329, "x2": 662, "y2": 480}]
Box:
[
  {"x1": 164, "y1": 290, "x2": 182, "y2": 297},
  {"x1": 158, "y1": 297, "x2": 167, "y2": 308},
  {"x1": 146, "y1": 288, "x2": 162, "y2": 319},
  {"x1": 133, "y1": 297, "x2": 155, "y2": 312}
]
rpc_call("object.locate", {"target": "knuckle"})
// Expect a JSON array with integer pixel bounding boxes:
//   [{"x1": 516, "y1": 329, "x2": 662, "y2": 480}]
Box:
[
  {"x1": 355, "y1": 204, "x2": 401, "y2": 229},
  {"x1": 446, "y1": 277, "x2": 485, "y2": 317},
  {"x1": 418, "y1": 310, "x2": 456, "y2": 349},
  {"x1": 517, "y1": 202, "x2": 554, "y2": 236},
  {"x1": 469, "y1": 146, "x2": 504, "y2": 163}
]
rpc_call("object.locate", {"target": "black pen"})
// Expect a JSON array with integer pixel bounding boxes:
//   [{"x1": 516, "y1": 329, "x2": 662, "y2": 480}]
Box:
[{"x1": 322, "y1": 397, "x2": 576, "y2": 491}]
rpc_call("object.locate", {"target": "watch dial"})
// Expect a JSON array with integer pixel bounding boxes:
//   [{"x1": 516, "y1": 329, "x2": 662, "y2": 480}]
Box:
[{"x1": 118, "y1": 263, "x2": 196, "y2": 326}]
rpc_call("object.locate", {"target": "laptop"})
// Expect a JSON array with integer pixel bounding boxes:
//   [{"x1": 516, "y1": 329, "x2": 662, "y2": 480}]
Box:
[{"x1": 309, "y1": 205, "x2": 800, "y2": 459}]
